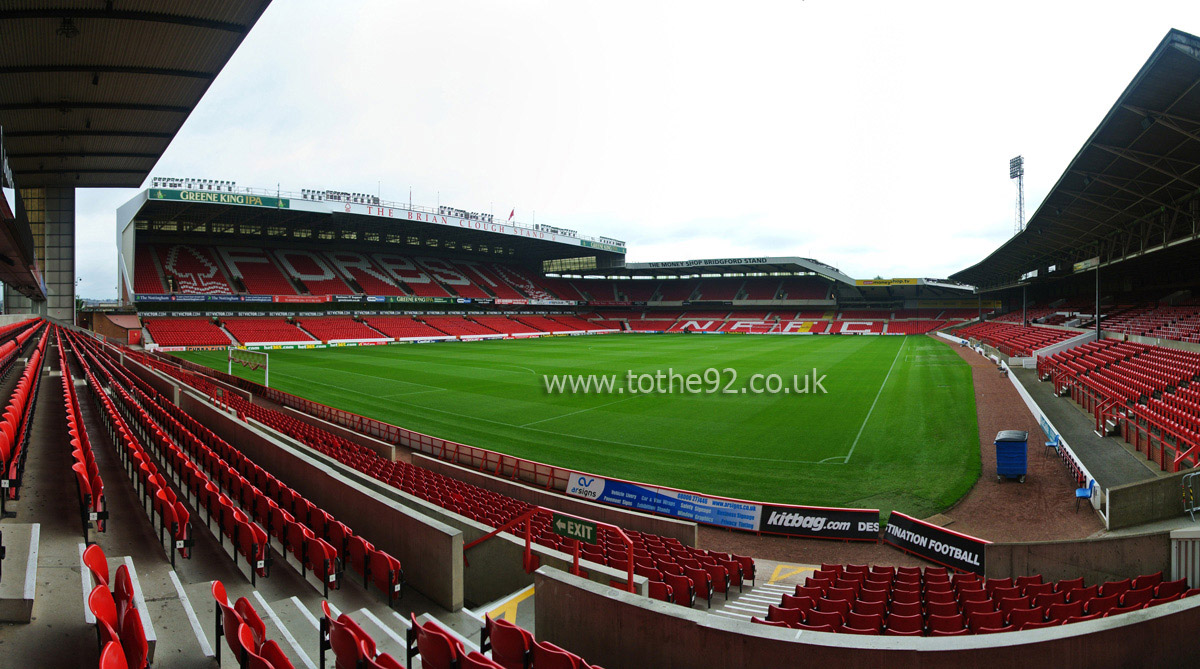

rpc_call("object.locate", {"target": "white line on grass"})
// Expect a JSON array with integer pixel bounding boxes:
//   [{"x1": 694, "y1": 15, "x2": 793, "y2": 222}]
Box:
[
  {"x1": 382, "y1": 388, "x2": 448, "y2": 399},
  {"x1": 518, "y1": 395, "x2": 639, "y2": 427},
  {"x1": 842, "y1": 336, "x2": 907, "y2": 464}
]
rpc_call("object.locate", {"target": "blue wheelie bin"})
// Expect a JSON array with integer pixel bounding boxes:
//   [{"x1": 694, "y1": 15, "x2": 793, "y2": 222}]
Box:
[{"x1": 995, "y1": 430, "x2": 1028, "y2": 483}]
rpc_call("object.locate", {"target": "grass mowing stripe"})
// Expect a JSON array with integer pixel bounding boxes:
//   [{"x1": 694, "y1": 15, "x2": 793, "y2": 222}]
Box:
[{"x1": 842, "y1": 335, "x2": 906, "y2": 464}]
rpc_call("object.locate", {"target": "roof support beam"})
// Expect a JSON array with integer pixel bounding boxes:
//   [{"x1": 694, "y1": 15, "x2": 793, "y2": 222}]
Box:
[
  {"x1": 0, "y1": 65, "x2": 215, "y2": 80},
  {"x1": 1092, "y1": 143, "x2": 1200, "y2": 190},
  {"x1": 27, "y1": 168, "x2": 146, "y2": 175},
  {"x1": 4, "y1": 130, "x2": 172, "y2": 139},
  {"x1": 0, "y1": 102, "x2": 191, "y2": 114},
  {"x1": 0, "y1": 10, "x2": 249, "y2": 34},
  {"x1": 7, "y1": 151, "x2": 158, "y2": 160},
  {"x1": 1123, "y1": 105, "x2": 1200, "y2": 143},
  {"x1": 1053, "y1": 191, "x2": 1138, "y2": 232},
  {"x1": 1076, "y1": 172, "x2": 1188, "y2": 216}
]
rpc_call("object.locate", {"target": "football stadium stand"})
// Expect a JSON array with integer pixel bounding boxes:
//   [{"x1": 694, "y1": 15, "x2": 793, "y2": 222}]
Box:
[
  {"x1": 220, "y1": 247, "x2": 299, "y2": 296},
  {"x1": 657, "y1": 281, "x2": 697, "y2": 302},
  {"x1": 133, "y1": 246, "x2": 166, "y2": 295},
  {"x1": 222, "y1": 318, "x2": 316, "y2": 344},
  {"x1": 294, "y1": 316, "x2": 387, "y2": 341},
  {"x1": 154, "y1": 244, "x2": 236, "y2": 296},
  {"x1": 886, "y1": 321, "x2": 948, "y2": 335},
  {"x1": 1041, "y1": 339, "x2": 1200, "y2": 471},
  {"x1": 779, "y1": 277, "x2": 831, "y2": 300},
  {"x1": 362, "y1": 315, "x2": 449, "y2": 339},
  {"x1": 143, "y1": 318, "x2": 233, "y2": 348},
  {"x1": 755, "y1": 564, "x2": 1195, "y2": 635},
  {"x1": 955, "y1": 322, "x2": 1078, "y2": 357},
  {"x1": 425, "y1": 316, "x2": 500, "y2": 336},
  {"x1": 274, "y1": 249, "x2": 356, "y2": 295},
  {"x1": 741, "y1": 278, "x2": 782, "y2": 300},
  {"x1": 470, "y1": 316, "x2": 536, "y2": 335},
  {"x1": 139, "y1": 349, "x2": 755, "y2": 607}
]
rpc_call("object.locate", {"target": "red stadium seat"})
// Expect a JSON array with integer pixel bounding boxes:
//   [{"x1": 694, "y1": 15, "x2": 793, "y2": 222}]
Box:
[
  {"x1": 766, "y1": 605, "x2": 802, "y2": 626},
  {"x1": 484, "y1": 614, "x2": 533, "y2": 669},
  {"x1": 967, "y1": 610, "x2": 1003, "y2": 633},
  {"x1": 100, "y1": 641, "x2": 128, "y2": 669},
  {"x1": 927, "y1": 612, "x2": 967, "y2": 636},
  {"x1": 805, "y1": 609, "x2": 844, "y2": 631},
  {"x1": 1007, "y1": 607, "x2": 1045, "y2": 629}
]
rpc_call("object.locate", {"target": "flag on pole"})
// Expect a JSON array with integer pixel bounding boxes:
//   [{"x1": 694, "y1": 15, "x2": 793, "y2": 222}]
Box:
[{"x1": 508, "y1": 209, "x2": 515, "y2": 222}]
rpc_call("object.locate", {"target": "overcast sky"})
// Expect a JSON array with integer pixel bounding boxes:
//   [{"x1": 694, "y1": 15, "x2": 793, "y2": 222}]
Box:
[{"x1": 74, "y1": 1, "x2": 1198, "y2": 298}]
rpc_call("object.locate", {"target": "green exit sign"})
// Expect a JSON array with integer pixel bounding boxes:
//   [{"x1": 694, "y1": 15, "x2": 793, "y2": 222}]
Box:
[{"x1": 552, "y1": 513, "x2": 598, "y2": 544}]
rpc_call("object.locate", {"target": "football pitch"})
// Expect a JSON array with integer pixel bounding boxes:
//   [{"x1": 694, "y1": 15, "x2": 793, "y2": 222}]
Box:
[{"x1": 175, "y1": 334, "x2": 980, "y2": 519}]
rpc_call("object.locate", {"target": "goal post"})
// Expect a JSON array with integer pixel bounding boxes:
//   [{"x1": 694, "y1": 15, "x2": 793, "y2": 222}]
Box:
[{"x1": 228, "y1": 347, "x2": 269, "y2": 387}]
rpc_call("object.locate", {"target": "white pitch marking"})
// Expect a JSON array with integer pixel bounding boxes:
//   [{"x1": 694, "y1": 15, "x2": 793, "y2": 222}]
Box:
[
  {"x1": 519, "y1": 395, "x2": 638, "y2": 428},
  {"x1": 843, "y1": 336, "x2": 907, "y2": 464}
]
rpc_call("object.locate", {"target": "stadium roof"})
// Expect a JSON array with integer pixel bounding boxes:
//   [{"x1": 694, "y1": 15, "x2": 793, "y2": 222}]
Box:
[
  {"x1": 0, "y1": 1, "x2": 271, "y2": 189},
  {"x1": 120, "y1": 185, "x2": 627, "y2": 265},
  {"x1": 618, "y1": 257, "x2": 857, "y2": 283},
  {"x1": 952, "y1": 29, "x2": 1200, "y2": 291}
]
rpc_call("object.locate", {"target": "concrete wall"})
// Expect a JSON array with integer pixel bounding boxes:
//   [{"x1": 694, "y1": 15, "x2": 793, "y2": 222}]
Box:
[
  {"x1": 306, "y1": 453, "x2": 645, "y2": 607},
  {"x1": 412, "y1": 454, "x2": 698, "y2": 547},
  {"x1": 985, "y1": 531, "x2": 1171, "y2": 586},
  {"x1": 277, "y1": 422, "x2": 644, "y2": 607},
  {"x1": 534, "y1": 567, "x2": 1200, "y2": 669},
  {"x1": 193, "y1": 392, "x2": 637, "y2": 608},
  {"x1": 1106, "y1": 467, "x2": 1198, "y2": 530},
  {"x1": 176, "y1": 391, "x2": 465, "y2": 610},
  {"x1": 123, "y1": 355, "x2": 642, "y2": 608},
  {"x1": 0, "y1": 314, "x2": 38, "y2": 327}
]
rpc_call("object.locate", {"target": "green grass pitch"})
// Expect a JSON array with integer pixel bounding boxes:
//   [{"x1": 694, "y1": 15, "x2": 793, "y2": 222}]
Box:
[{"x1": 175, "y1": 334, "x2": 980, "y2": 519}]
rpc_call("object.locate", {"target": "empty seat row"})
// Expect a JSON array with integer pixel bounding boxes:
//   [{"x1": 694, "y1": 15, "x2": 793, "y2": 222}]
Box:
[
  {"x1": 84, "y1": 545, "x2": 149, "y2": 669},
  {"x1": 294, "y1": 316, "x2": 387, "y2": 341},
  {"x1": 223, "y1": 318, "x2": 316, "y2": 344},
  {"x1": 0, "y1": 323, "x2": 48, "y2": 516},
  {"x1": 71, "y1": 330, "x2": 404, "y2": 603},
  {"x1": 212, "y1": 580, "x2": 295, "y2": 669},
  {"x1": 138, "y1": 242, "x2": 568, "y2": 301},
  {"x1": 135, "y1": 347, "x2": 752, "y2": 601},
  {"x1": 142, "y1": 318, "x2": 232, "y2": 347},
  {"x1": 956, "y1": 321, "x2": 1078, "y2": 357},
  {"x1": 72, "y1": 334, "x2": 195, "y2": 568},
  {"x1": 758, "y1": 564, "x2": 1198, "y2": 636},
  {"x1": 480, "y1": 614, "x2": 606, "y2": 669},
  {"x1": 60, "y1": 331, "x2": 107, "y2": 536}
]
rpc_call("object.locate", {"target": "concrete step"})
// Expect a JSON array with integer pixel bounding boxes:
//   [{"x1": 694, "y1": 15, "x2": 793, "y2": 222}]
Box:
[
  {"x1": 347, "y1": 604, "x2": 411, "y2": 662},
  {"x1": 250, "y1": 591, "x2": 316, "y2": 669},
  {"x1": 0, "y1": 523, "x2": 38, "y2": 622}
]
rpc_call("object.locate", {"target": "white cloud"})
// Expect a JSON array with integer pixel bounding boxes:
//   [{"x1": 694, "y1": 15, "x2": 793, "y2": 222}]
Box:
[{"x1": 73, "y1": 0, "x2": 1197, "y2": 296}]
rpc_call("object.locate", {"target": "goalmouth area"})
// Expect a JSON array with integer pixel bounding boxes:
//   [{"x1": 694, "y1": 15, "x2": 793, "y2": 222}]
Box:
[{"x1": 177, "y1": 333, "x2": 981, "y2": 520}]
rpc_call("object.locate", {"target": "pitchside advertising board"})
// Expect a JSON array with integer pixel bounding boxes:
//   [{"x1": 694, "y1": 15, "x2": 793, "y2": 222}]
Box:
[
  {"x1": 883, "y1": 511, "x2": 988, "y2": 574},
  {"x1": 566, "y1": 474, "x2": 879, "y2": 540}
]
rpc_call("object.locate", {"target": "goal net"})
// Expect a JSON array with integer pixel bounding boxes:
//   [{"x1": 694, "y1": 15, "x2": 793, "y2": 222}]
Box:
[{"x1": 228, "y1": 347, "x2": 269, "y2": 387}]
